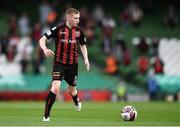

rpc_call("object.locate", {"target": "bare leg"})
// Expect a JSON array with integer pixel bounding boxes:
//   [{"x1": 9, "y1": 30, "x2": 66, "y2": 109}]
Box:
[{"x1": 68, "y1": 85, "x2": 81, "y2": 111}]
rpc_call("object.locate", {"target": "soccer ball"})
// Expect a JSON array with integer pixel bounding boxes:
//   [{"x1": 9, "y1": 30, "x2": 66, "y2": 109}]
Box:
[{"x1": 121, "y1": 105, "x2": 137, "y2": 121}]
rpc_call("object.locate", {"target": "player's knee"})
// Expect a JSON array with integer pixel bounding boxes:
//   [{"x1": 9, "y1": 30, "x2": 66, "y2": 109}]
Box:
[
  {"x1": 68, "y1": 86, "x2": 77, "y2": 96},
  {"x1": 51, "y1": 81, "x2": 60, "y2": 94}
]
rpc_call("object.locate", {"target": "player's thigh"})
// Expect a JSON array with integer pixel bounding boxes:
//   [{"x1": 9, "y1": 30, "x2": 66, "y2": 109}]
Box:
[
  {"x1": 64, "y1": 65, "x2": 78, "y2": 86},
  {"x1": 52, "y1": 80, "x2": 61, "y2": 87},
  {"x1": 52, "y1": 65, "x2": 64, "y2": 81},
  {"x1": 64, "y1": 74, "x2": 77, "y2": 86}
]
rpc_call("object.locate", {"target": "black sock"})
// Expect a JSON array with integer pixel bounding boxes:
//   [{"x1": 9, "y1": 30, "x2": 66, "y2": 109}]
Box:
[
  {"x1": 72, "y1": 94, "x2": 80, "y2": 106},
  {"x1": 44, "y1": 91, "x2": 56, "y2": 118}
]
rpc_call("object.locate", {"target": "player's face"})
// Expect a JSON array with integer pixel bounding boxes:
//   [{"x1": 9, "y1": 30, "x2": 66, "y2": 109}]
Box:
[{"x1": 68, "y1": 13, "x2": 80, "y2": 27}]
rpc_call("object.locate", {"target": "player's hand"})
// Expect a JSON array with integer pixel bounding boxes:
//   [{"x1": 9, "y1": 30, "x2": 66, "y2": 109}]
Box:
[
  {"x1": 84, "y1": 59, "x2": 90, "y2": 71},
  {"x1": 43, "y1": 48, "x2": 54, "y2": 57}
]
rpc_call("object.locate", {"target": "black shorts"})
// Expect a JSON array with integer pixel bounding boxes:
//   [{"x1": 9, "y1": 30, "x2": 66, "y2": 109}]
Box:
[{"x1": 52, "y1": 64, "x2": 78, "y2": 86}]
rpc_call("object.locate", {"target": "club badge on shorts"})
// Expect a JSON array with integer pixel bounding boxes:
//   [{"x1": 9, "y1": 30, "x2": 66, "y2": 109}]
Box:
[{"x1": 73, "y1": 76, "x2": 78, "y2": 85}]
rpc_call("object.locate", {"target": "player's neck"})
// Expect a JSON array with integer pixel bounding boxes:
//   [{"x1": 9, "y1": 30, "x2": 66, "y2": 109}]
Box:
[{"x1": 66, "y1": 22, "x2": 72, "y2": 29}]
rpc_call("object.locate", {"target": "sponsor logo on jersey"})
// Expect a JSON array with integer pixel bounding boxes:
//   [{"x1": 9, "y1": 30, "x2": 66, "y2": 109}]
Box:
[
  {"x1": 61, "y1": 39, "x2": 76, "y2": 43},
  {"x1": 60, "y1": 32, "x2": 66, "y2": 34}
]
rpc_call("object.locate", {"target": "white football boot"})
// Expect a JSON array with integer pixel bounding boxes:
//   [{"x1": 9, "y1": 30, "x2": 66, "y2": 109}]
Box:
[
  {"x1": 75, "y1": 101, "x2": 82, "y2": 111},
  {"x1": 42, "y1": 116, "x2": 50, "y2": 122}
]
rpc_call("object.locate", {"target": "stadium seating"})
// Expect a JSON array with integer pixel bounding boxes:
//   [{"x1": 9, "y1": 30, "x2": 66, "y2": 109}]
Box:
[{"x1": 159, "y1": 38, "x2": 180, "y2": 75}]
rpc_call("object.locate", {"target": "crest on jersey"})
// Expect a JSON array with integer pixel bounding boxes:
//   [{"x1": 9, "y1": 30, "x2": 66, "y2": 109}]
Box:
[{"x1": 76, "y1": 31, "x2": 80, "y2": 37}]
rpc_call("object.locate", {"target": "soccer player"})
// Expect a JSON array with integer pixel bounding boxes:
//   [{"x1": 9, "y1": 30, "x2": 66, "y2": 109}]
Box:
[{"x1": 39, "y1": 8, "x2": 90, "y2": 121}]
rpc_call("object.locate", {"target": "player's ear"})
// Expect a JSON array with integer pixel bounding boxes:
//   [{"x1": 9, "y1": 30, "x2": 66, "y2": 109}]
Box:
[
  {"x1": 66, "y1": 14, "x2": 72, "y2": 20},
  {"x1": 66, "y1": 14, "x2": 70, "y2": 20}
]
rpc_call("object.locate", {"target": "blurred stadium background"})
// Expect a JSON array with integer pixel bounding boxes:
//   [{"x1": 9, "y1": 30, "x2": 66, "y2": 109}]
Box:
[{"x1": 0, "y1": 0, "x2": 180, "y2": 109}]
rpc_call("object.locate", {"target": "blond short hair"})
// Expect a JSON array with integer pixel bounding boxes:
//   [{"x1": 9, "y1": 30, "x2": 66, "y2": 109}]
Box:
[{"x1": 66, "y1": 8, "x2": 80, "y2": 16}]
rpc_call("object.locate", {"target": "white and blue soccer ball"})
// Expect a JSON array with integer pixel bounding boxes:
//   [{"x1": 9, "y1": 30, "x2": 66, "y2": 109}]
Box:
[{"x1": 121, "y1": 105, "x2": 137, "y2": 121}]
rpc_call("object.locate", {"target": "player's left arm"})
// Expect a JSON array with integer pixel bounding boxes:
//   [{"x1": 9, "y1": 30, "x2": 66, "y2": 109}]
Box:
[
  {"x1": 79, "y1": 29, "x2": 90, "y2": 71},
  {"x1": 80, "y1": 44, "x2": 90, "y2": 71}
]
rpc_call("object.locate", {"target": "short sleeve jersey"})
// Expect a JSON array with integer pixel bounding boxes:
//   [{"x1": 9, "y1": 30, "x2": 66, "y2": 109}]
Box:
[{"x1": 44, "y1": 23, "x2": 86, "y2": 65}]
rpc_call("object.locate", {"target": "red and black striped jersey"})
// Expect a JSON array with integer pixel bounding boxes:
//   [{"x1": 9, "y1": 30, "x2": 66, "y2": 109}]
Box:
[{"x1": 44, "y1": 23, "x2": 86, "y2": 65}]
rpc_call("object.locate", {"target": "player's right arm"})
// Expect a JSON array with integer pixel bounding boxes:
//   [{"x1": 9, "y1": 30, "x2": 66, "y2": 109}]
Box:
[
  {"x1": 39, "y1": 36, "x2": 54, "y2": 57},
  {"x1": 39, "y1": 26, "x2": 59, "y2": 57}
]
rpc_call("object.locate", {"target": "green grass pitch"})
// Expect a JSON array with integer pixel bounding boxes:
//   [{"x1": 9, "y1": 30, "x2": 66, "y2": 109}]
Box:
[{"x1": 0, "y1": 101, "x2": 180, "y2": 126}]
